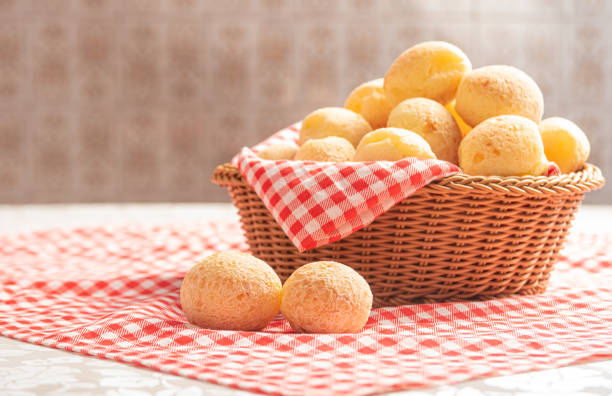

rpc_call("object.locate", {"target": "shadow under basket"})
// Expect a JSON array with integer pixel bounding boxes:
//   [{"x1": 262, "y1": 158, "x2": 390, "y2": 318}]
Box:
[{"x1": 212, "y1": 163, "x2": 605, "y2": 307}]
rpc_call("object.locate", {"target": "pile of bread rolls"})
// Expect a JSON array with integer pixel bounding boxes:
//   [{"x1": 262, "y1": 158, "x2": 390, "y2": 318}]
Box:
[{"x1": 258, "y1": 41, "x2": 590, "y2": 176}]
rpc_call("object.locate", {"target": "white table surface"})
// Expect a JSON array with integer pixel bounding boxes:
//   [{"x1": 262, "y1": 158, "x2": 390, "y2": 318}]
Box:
[{"x1": 1, "y1": 203, "x2": 611, "y2": 396}]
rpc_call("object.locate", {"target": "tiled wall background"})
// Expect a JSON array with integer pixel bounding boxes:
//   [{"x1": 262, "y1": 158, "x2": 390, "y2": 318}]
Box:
[{"x1": 0, "y1": 0, "x2": 610, "y2": 203}]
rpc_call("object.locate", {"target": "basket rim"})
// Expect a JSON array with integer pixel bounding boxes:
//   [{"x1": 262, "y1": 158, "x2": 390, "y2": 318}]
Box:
[{"x1": 212, "y1": 162, "x2": 604, "y2": 196}]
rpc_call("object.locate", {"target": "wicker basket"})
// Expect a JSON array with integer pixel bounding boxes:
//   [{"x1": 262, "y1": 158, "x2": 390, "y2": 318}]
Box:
[{"x1": 212, "y1": 163, "x2": 604, "y2": 307}]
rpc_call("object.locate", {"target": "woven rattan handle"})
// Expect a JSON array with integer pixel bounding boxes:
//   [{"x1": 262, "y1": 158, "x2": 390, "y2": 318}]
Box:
[
  {"x1": 430, "y1": 164, "x2": 605, "y2": 195},
  {"x1": 211, "y1": 162, "x2": 605, "y2": 195},
  {"x1": 211, "y1": 163, "x2": 244, "y2": 187}
]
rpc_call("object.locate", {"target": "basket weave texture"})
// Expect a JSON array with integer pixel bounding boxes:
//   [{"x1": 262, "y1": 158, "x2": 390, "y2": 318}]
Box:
[{"x1": 212, "y1": 163, "x2": 604, "y2": 307}]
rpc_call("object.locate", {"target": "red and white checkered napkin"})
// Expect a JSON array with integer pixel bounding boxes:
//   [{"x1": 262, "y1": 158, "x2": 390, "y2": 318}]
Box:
[
  {"x1": 236, "y1": 124, "x2": 460, "y2": 251},
  {"x1": 1, "y1": 223, "x2": 612, "y2": 396}
]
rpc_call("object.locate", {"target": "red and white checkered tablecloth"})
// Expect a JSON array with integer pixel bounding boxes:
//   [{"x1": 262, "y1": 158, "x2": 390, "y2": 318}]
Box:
[
  {"x1": 235, "y1": 123, "x2": 460, "y2": 252},
  {"x1": 234, "y1": 124, "x2": 560, "y2": 251},
  {"x1": 0, "y1": 222, "x2": 611, "y2": 395}
]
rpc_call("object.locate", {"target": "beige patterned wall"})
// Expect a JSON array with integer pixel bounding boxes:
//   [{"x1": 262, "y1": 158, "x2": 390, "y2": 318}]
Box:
[{"x1": 0, "y1": 0, "x2": 610, "y2": 203}]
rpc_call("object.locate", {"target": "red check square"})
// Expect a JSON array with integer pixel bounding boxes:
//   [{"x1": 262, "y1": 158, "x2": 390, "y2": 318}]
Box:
[{"x1": 236, "y1": 124, "x2": 460, "y2": 251}]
